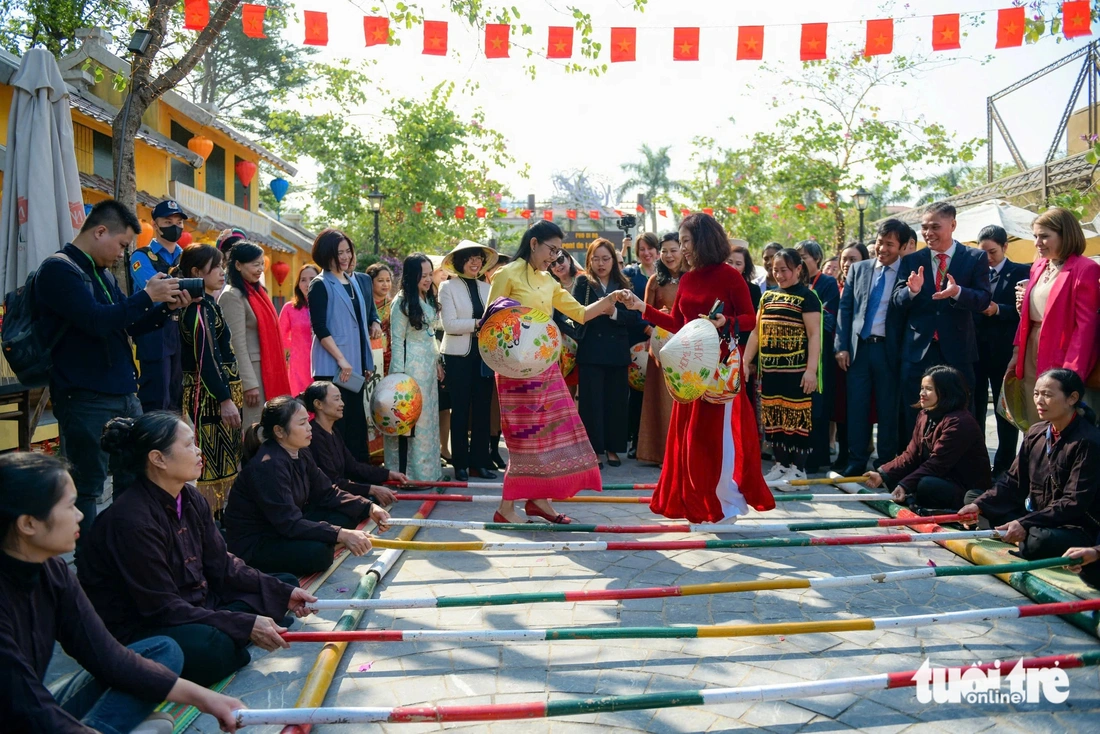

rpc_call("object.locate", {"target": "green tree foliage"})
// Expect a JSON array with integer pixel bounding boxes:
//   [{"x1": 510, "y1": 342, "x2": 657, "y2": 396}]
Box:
[
  {"x1": 684, "y1": 48, "x2": 983, "y2": 252},
  {"x1": 0, "y1": 0, "x2": 139, "y2": 56},
  {"x1": 618, "y1": 144, "x2": 684, "y2": 232},
  {"x1": 267, "y1": 75, "x2": 522, "y2": 255}
]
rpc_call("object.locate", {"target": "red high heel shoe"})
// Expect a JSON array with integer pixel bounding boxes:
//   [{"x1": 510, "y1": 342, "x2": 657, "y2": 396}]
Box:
[
  {"x1": 523, "y1": 500, "x2": 574, "y2": 524},
  {"x1": 493, "y1": 511, "x2": 533, "y2": 524}
]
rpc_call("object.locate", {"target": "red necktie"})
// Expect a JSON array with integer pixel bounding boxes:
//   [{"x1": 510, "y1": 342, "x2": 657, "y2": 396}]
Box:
[{"x1": 935, "y1": 253, "x2": 949, "y2": 291}]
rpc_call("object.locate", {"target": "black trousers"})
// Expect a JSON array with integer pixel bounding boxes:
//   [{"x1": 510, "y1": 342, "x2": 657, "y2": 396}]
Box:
[
  {"x1": 975, "y1": 340, "x2": 1019, "y2": 471},
  {"x1": 137, "y1": 324, "x2": 183, "y2": 414},
  {"x1": 901, "y1": 342, "x2": 975, "y2": 437},
  {"x1": 248, "y1": 509, "x2": 367, "y2": 577},
  {"x1": 891, "y1": 476, "x2": 965, "y2": 512},
  {"x1": 627, "y1": 388, "x2": 644, "y2": 448},
  {"x1": 133, "y1": 573, "x2": 298, "y2": 686},
  {"x1": 444, "y1": 351, "x2": 493, "y2": 470},
  {"x1": 316, "y1": 377, "x2": 370, "y2": 462},
  {"x1": 961, "y1": 489, "x2": 1100, "y2": 586},
  {"x1": 578, "y1": 363, "x2": 629, "y2": 455}
]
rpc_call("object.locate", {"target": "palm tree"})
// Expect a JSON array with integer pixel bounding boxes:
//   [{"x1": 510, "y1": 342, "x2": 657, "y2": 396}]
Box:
[
  {"x1": 618, "y1": 144, "x2": 684, "y2": 232},
  {"x1": 914, "y1": 165, "x2": 973, "y2": 206}
]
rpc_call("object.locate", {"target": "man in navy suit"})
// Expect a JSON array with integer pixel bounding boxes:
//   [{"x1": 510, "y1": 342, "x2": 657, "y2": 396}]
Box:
[
  {"x1": 892, "y1": 202, "x2": 992, "y2": 436},
  {"x1": 835, "y1": 219, "x2": 907, "y2": 476},
  {"x1": 974, "y1": 224, "x2": 1030, "y2": 474}
]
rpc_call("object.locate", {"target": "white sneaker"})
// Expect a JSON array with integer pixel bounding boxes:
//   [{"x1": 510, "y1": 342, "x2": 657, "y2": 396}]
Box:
[
  {"x1": 762, "y1": 464, "x2": 788, "y2": 483},
  {"x1": 784, "y1": 466, "x2": 807, "y2": 483}
]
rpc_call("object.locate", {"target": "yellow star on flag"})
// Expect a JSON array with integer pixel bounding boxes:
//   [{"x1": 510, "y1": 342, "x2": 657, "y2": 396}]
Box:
[
  {"x1": 679, "y1": 42, "x2": 693, "y2": 55},
  {"x1": 554, "y1": 40, "x2": 567, "y2": 52},
  {"x1": 874, "y1": 34, "x2": 888, "y2": 48},
  {"x1": 940, "y1": 26, "x2": 956, "y2": 41},
  {"x1": 429, "y1": 36, "x2": 442, "y2": 48},
  {"x1": 807, "y1": 37, "x2": 821, "y2": 50},
  {"x1": 617, "y1": 38, "x2": 632, "y2": 52},
  {"x1": 1071, "y1": 14, "x2": 1087, "y2": 28},
  {"x1": 744, "y1": 37, "x2": 759, "y2": 52},
  {"x1": 372, "y1": 29, "x2": 387, "y2": 41},
  {"x1": 491, "y1": 37, "x2": 503, "y2": 49}
]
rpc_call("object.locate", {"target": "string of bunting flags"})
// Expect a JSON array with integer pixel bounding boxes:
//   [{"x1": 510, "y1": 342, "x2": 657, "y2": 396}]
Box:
[
  {"x1": 409, "y1": 202, "x2": 834, "y2": 221},
  {"x1": 183, "y1": 1, "x2": 1095, "y2": 61}
]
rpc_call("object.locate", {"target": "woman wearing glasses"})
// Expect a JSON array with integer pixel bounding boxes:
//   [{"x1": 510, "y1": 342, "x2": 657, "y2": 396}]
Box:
[{"x1": 486, "y1": 221, "x2": 622, "y2": 523}]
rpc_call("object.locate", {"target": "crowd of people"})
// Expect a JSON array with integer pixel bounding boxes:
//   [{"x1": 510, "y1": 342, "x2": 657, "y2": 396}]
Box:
[{"x1": 7, "y1": 193, "x2": 1100, "y2": 732}]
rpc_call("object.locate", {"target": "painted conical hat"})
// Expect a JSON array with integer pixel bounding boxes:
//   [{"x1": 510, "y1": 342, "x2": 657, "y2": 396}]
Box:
[
  {"x1": 478, "y1": 305, "x2": 561, "y2": 379},
  {"x1": 649, "y1": 326, "x2": 673, "y2": 358},
  {"x1": 628, "y1": 341, "x2": 648, "y2": 391},
  {"x1": 658, "y1": 318, "x2": 721, "y2": 403},
  {"x1": 370, "y1": 373, "x2": 423, "y2": 436},
  {"x1": 560, "y1": 333, "x2": 578, "y2": 377}
]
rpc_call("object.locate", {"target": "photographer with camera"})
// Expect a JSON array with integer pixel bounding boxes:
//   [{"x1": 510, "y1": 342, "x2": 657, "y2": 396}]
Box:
[
  {"x1": 34, "y1": 199, "x2": 189, "y2": 557},
  {"x1": 130, "y1": 199, "x2": 189, "y2": 414}
]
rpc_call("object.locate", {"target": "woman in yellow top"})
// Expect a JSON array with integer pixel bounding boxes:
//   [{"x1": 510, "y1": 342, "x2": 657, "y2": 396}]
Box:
[{"x1": 486, "y1": 221, "x2": 620, "y2": 523}]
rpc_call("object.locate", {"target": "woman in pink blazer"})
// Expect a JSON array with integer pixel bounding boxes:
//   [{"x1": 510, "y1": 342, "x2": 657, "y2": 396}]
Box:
[{"x1": 1009, "y1": 207, "x2": 1100, "y2": 425}]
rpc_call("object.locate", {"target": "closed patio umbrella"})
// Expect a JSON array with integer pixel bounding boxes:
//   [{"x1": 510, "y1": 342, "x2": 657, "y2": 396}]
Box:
[{"x1": 0, "y1": 48, "x2": 85, "y2": 295}]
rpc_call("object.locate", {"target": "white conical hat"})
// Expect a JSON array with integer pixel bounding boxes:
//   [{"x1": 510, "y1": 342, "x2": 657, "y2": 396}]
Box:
[
  {"x1": 478, "y1": 305, "x2": 561, "y2": 379},
  {"x1": 658, "y1": 318, "x2": 721, "y2": 403},
  {"x1": 628, "y1": 341, "x2": 648, "y2": 391},
  {"x1": 370, "y1": 373, "x2": 423, "y2": 436}
]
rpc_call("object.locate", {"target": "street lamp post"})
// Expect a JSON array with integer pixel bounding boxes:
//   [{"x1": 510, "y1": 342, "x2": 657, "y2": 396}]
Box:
[
  {"x1": 854, "y1": 187, "x2": 872, "y2": 247},
  {"x1": 367, "y1": 188, "x2": 386, "y2": 254}
]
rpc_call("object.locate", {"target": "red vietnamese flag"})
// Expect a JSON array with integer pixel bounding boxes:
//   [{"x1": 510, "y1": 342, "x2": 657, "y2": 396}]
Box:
[
  {"x1": 680, "y1": 208, "x2": 690, "y2": 216},
  {"x1": 520, "y1": 210, "x2": 532, "y2": 219},
  {"x1": 424, "y1": 20, "x2": 448, "y2": 55},
  {"x1": 726, "y1": 207, "x2": 738, "y2": 214},
  {"x1": 611, "y1": 28, "x2": 636, "y2": 63},
  {"x1": 636, "y1": 204, "x2": 645, "y2": 213},
  {"x1": 455, "y1": 206, "x2": 466, "y2": 219},
  {"x1": 364, "y1": 16, "x2": 389, "y2": 46},
  {"x1": 658, "y1": 209, "x2": 668, "y2": 217},
  {"x1": 497, "y1": 208, "x2": 508, "y2": 215},
  {"x1": 673, "y1": 27, "x2": 700, "y2": 61},
  {"x1": 702, "y1": 207, "x2": 714, "y2": 216},
  {"x1": 485, "y1": 23, "x2": 509, "y2": 58},
  {"x1": 737, "y1": 26, "x2": 764, "y2": 60},
  {"x1": 749, "y1": 205, "x2": 760, "y2": 214},
  {"x1": 476, "y1": 207, "x2": 487, "y2": 219},
  {"x1": 414, "y1": 202, "x2": 424, "y2": 214},
  {"x1": 242, "y1": 4, "x2": 266, "y2": 38},
  {"x1": 614, "y1": 209, "x2": 624, "y2": 216},
  {"x1": 817, "y1": 202, "x2": 829, "y2": 209},
  {"x1": 932, "y1": 14, "x2": 960, "y2": 51},
  {"x1": 435, "y1": 208, "x2": 443, "y2": 217},
  {"x1": 800, "y1": 23, "x2": 827, "y2": 61},
  {"x1": 864, "y1": 19, "x2": 893, "y2": 57},
  {"x1": 548, "y1": 26, "x2": 573, "y2": 58},
  {"x1": 542, "y1": 210, "x2": 554, "y2": 221},
  {"x1": 996, "y1": 7, "x2": 1025, "y2": 48},
  {"x1": 1064, "y1": 1, "x2": 1092, "y2": 38},
  {"x1": 589, "y1": 210, "x2": 600, "y2": 219},
  {"x1": 303, "y1": 11, "x2": 327, "y2": 46},
  {"x1": 566, "y1": 209, "x2": 577, "y2": 220},
  {"x1": 795, "y1": 203, "x2": 807, "y2": 211},
  {"x1": 184, "y1": 0, "x2": 209, "y2": 30}
]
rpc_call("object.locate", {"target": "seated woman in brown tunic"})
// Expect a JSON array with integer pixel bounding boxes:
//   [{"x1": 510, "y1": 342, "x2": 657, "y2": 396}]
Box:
[
  {"x1": 863, "y1": 365, "x2": 992, "y2": 513},
  {"x1": 0, "y1": 452, "x2": 243, "y2": 733},
  {"x1": 300, "y1": 381, "x2": 404, "y2": 505},
  {"x1": 961, "y1": 368, "x2": 1100, "y2": 567},
  {"x1": 79, "y1": 412, "x2": 316, "y2": 687},
  {"x1": 223, "y1": 396, "x2": 390, "y2": 577}
]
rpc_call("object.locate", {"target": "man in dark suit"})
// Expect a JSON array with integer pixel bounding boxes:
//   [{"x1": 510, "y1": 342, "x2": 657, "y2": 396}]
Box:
[
  {"x1": 891, "y1": 201, "x2": 992, "y2": 436},
  {"x1": 835, "y1": 218, "x2": 907, "y2": 476},
  {"x1": 974, "y1": 224, "x2": 1030, "y2": 474}
]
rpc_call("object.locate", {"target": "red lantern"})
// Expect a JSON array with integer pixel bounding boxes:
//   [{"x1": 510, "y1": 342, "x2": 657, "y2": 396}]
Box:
[
  {"x1": 177, "y1": 231, "x2": 193, "y2": 246},
  {"x1": 272, "y1": 260, "x2": 291, "y2": 285},
  {"x1": 235, "y1": 160, "x2": 258, "y2": 188}
]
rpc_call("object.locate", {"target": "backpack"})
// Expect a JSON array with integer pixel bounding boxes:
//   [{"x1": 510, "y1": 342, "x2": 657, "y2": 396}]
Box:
[{"x1": 1, "y1": 253, "x2": 92, "y2": 388}]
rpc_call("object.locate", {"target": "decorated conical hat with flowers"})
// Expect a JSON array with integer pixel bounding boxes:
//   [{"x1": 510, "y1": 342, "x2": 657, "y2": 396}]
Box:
[
  {"x1": 628, "y1": 341, "x2": 648, "y2": 391},
  {"x1": 658, "y1": 318, "x2": 721, "y2": 403},
  {"x1": 478, "y1": 305, "x2": 561, "y2": 379},
  {"x1": 371, "y1": 373, "x2": 423, "y2": 436}
]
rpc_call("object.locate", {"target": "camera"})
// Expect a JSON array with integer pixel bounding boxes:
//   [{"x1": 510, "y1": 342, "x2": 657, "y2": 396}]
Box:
[
  {"x1": 616, "y1": 214, "x2": 637, "y2": 233},
  {"x1": 177, "y1": 277, "x2": 205, "y2": 298}
]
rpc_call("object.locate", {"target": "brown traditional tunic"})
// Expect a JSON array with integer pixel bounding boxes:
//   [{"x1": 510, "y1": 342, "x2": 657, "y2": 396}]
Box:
[
  {"x1": 223, "y1": 441, "x2": 373, "y2": 564},
  {"x1": 973, "y1": 416, "x2": 1100, "y2": 535},
  {"x1": 307, "y1": 418, "x2": 390, "y2": 496},
  {"x1": 0, "y1": 552, "x2": 178, "y2": 732},
  {"x1": 78, "y1": 478, "x2": 295, "y2": 645},
  {"x1": 636, "y1": 273, "x2": 679, "y2": 465}
]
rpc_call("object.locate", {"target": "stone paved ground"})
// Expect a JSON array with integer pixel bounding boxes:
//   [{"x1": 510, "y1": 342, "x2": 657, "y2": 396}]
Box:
[
  {"x1": 171, "y1": 452, "x2": 1100, "y2": 734},
  {"x1": 46, "y1": 412, "x2": 1100, "y2": 732}
]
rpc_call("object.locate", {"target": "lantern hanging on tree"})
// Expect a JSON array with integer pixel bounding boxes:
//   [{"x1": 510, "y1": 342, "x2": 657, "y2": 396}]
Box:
[{"x1": 187, "y1": 135, "x2": 214, "y2": 161}]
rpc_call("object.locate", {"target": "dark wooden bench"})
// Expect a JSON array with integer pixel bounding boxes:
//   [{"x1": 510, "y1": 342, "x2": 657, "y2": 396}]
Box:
[{"x1": 0, "y1": 378, "x2": 49, "y2": 452}]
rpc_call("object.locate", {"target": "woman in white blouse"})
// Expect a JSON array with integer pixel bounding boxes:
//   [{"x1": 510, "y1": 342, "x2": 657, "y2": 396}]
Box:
[{"x1": 438, "y1": 241, "x2": 498, "y2": 481}]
